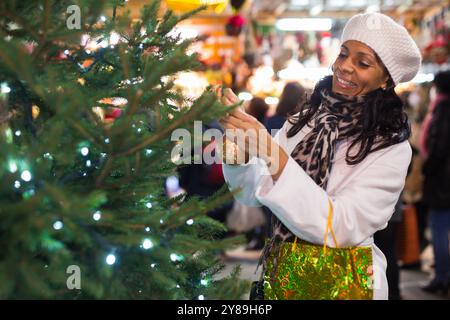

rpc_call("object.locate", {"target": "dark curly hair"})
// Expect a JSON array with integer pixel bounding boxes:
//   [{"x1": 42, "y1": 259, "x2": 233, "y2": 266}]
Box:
[{"x1": 286, "y1": 75, "x2": 410, "y2": 165}]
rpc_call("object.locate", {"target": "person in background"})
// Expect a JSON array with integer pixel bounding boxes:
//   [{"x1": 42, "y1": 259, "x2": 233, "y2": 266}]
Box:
[
  {"x1": 264, "y1": 82, "x2": 306, "y2": 134},
  {"x1": 245, "y1": 97, "x2": 269, "y2": 124},
  {"x1": 421, "y1": 70, "x2": 450, "y2": 295}
]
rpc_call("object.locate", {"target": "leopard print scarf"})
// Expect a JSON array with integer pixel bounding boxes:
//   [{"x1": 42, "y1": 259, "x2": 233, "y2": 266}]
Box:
[{"x1": 257, "y1": 86, "x2": 367, "y2": 282}]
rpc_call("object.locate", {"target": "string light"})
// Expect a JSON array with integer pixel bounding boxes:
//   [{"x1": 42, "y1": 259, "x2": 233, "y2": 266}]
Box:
[
  {"x1": 8, "y1": 161, "x2": 17, "y2": 173},
  {"x1": 145, "y1": 149, "x2": 152, "y2": 156},
  {"x1": 64, "y1": 50, "x2": 70, "y2": 55},
  {"x1": 1, "y1": 83, "x2": 11, "y2": 94},
  {"x1": 142, "y1": 238, "x2": 154, "y2": 250},
  {"x1": 80, "y1": 147, "x2": 89, "y2": 156},
  {"x1": 170, "y1": 253, "x2": 183, "y2": 262},
  {"x1": 186, "y1": 219, "x2": 194, "y2": 226},
  {"x1": 109, "y1": 32, "x2": 120, "y2": 45},
  {"x1": 104, "y1": 138, "x2": 110, "y2": 144},
  {"x1": 53, "y1": 221, "x2": 63, "y2": 230},
  {"x1": 100, "y1": 16, "x2": 107, "y2": 22},
  {"x1": 86, "y1": 160, "x2": 92, "y2": 167},
  {"x1": 145, "y1": 227, "x2": 150, "y2": 232},
  {"x1": 21, "y1": 170, "x2": 32, "y2": 182},
  {"x1": 200, "y1": 279, "x2": 209, "y2": 286},
  {"x1": 93, "y1": 211, "x2": 101, "y2": 221},
  {"x1": 159, "y1": 219, "x2": 164, "y2": 224},
  {"x1": 150, "y1": 263, "x2": 156, "y2": 268},
  {"x1": 15, "y1": 130, "x2": 21, "y2": 136},
  {"x1": 106, "y1": 254, "x2": 116, "y2": 265},
  {"x1": 198, "y1": 295, "x2": 205, "y2": 300},
  {"x1": 145, "y1": 202, "x2": 152, "y2": 209},
  {"x1": 14, "y1": 180, "x2": 21, "y2": 188}
]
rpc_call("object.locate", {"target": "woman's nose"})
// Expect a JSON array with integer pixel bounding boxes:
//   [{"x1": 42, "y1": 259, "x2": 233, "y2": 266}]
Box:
[{"x1": 338, "y1": 58, "x2": 354, "y2": 74}]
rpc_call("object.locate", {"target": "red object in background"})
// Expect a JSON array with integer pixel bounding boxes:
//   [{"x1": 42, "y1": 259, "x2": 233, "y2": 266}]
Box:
[
  {"x1": 396, "y1": 204, "x2": 421, "y2": 266},
  {"x1": 225, "y1": 14, "x2": 246, "y2": 36},
  {"x1": 104, "y1": 108, "x2": 122, "y2": 120}
]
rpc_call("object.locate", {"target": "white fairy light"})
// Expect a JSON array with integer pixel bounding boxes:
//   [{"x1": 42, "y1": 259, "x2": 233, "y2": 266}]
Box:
[
  {"x1": 142, "y1": 238, "x2": 154, "y2": 250},
  {"x1": 14, "y1": 180, "x2": 21, "y2": 188},
  {"x1": 198, "y1": 295, "x2": 205, "y2": 300},
  {"x1": 15, "y1": 130, "x2": 21, "y2": 136},
  {"x1": 21, "y1": 170, "x2": 32, "y2": 182},
  {"x1": 200, "y1": 279, "x2": 208, "y2": 286},
  {"x1": 170, "y1": 253, "x2": 183, "y2": 262},
  {"x1": 160, "y1": 219, "x2": 164, "y2": 224},
  {"x1": 80, "y1": 147, "x2": 89, "y2": 156},
  {"x1": 145, "y1": 149, "x2": 152, "y2": 156},
  {"x1": 100, "y1": 16, "x2": 107, "y2": 22},
  {"x1": 9, "y1": 161, "x2": 17, "y2": 173},
  {"x1": 145, "y1": 202, "x2": 152, "y2": 209},
  {"x1": 53, "y1": 221, "x2": 63, "y2": 230},
  {"x1": 93, "y1": 211, "x2": 101, "y2": 221},
  {"x1": 186, "y1": 219, "x2": 194, "y2": 226},
  {"x1": 150, "y1": 263, "x2": 156, "y2": 268},
  {"x1": 86, "y1": 160, "x2": 92, "y2": 167},
  {"x1": 109, "y1": 32, "x2": 120, "y2": 45},
  {"x1": 106, "y1": 254, "x2": 116, "y2": 265},
  {"x1": 145, "y1": 227, "x2": 150, "y2": 232},
  {"x1": 64, "y1": 50, "x2": 70, "y2": 55},
  {"x1": 104, "y1": 138, "x2": 110, "y2": 144},
  {"x1": 1, "y1": 83, "x2": 11, "y2": 93}
]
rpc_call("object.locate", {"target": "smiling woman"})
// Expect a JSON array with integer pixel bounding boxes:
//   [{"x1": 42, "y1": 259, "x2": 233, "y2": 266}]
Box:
[
  {"x1": 218, "y1": 12, "x2": 422, "y2": 300},
  {"x1": 332, "y1": 40, "x2": 389, "y2": 97}
]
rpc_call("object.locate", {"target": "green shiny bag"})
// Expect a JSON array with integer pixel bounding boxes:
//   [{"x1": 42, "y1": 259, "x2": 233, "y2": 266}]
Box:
[{"x1": 263, "y1": 199, "x2": 374, "y2": 300}]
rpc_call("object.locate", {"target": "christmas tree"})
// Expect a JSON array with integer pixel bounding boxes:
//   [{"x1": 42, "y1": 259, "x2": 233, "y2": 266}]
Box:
[{"x1": 0, "y1": 0, "x2": 248, "y2": 299}]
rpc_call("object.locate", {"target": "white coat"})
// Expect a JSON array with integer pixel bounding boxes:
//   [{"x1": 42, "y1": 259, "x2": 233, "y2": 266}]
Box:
[{"x1": 222, "y1": 115, "x2": 412, "y2": 300}]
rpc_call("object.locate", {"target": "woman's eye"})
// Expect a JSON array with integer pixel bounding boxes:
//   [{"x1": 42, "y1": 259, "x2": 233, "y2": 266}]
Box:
[
  {"x1": 338, "y1": 53, "x2": 347, "y2": 58},
  {"x1": 359, "y1": 61, "x2": 370, "y2": 68}
]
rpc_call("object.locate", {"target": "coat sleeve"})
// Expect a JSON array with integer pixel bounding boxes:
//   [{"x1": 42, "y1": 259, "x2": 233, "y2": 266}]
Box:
[
  {"x1": 222, "y1": 126, "x2": 285, "y2": 207},
  {"x1": 254, "y1": 141, "x2": 412, "y2": 247}
]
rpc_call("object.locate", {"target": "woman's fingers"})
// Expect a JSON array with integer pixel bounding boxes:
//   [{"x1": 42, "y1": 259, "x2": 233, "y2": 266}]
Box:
[
  {"x1": 228, "y1": 109, "x2": 255, "y2": 123},
  {"x1": 223, "y1": 88, "x2": 239, "y2": 103}
]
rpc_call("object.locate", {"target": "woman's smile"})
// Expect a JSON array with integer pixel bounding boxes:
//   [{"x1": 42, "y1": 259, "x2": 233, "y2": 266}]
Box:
[{"x1": 334, "y1": 74, "x2": 358, "y2": 90}]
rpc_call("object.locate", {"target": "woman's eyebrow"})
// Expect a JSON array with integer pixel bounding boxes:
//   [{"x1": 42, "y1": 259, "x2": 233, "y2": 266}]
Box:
[{"x1": 341, "y1": 45, "x2": 376, "y2": 61}]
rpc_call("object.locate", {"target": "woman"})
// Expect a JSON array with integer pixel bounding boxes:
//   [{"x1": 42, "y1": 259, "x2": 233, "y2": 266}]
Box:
[
  {"x1": 421, "y1": 71, "x2": 450, "y2": 295},
  {"x1": 217, "y1": 12, "x2": 421, "y2": 300}
]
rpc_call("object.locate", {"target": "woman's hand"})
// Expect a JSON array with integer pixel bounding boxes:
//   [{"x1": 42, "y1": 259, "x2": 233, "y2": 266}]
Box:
[{"x1": 215, "y1": 86, "x2": 289, "y2": 179}]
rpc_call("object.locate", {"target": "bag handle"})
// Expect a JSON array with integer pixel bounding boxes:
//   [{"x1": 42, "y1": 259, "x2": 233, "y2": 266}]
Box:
[
  {"x1": 292, "y1": 198, "x2": 339, "y2": 253},
  {"x1": 323, "y1": 198, "x2": 339, "y2": 254}
]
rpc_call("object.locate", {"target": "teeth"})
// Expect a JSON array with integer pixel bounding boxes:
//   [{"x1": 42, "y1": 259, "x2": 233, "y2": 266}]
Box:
[{"x1": 337, "y1": 77, "x2": 356, "y2": 87}]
